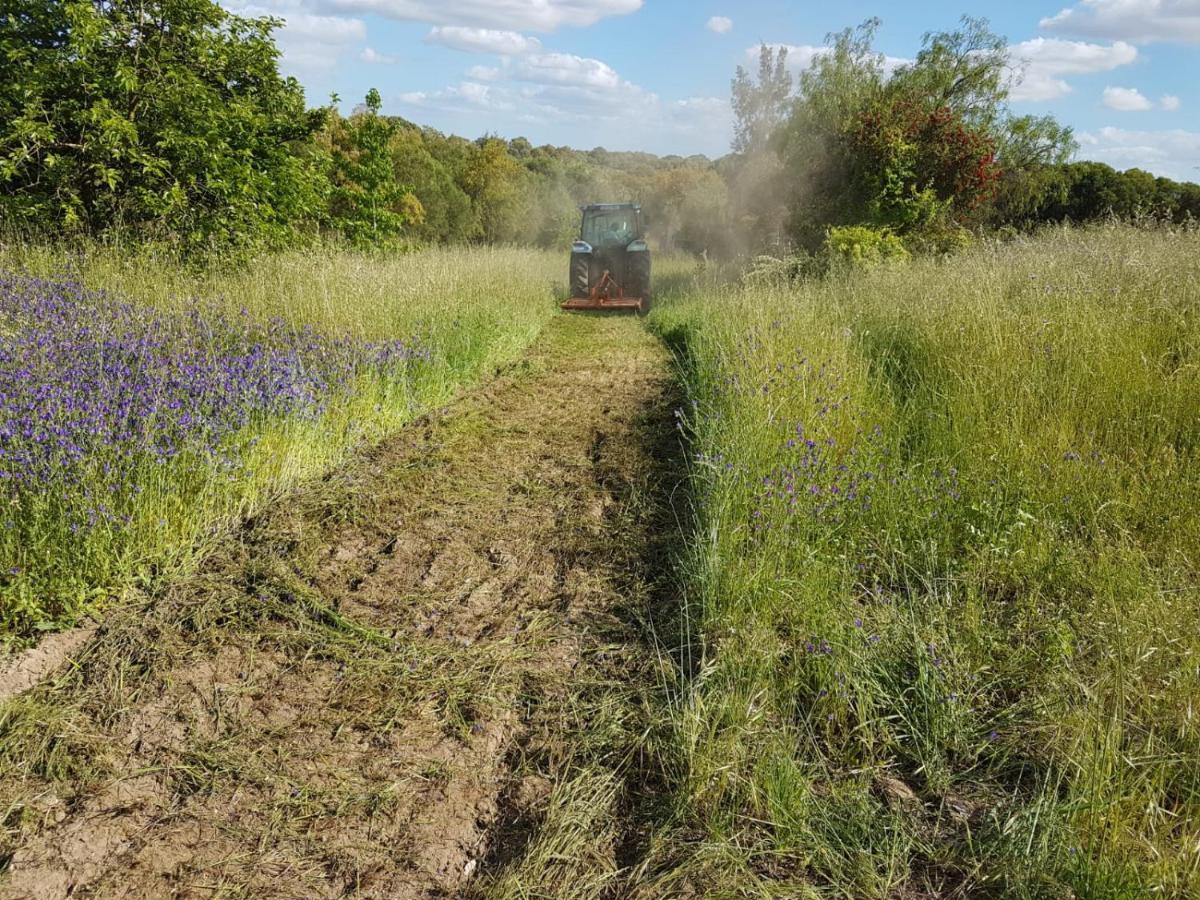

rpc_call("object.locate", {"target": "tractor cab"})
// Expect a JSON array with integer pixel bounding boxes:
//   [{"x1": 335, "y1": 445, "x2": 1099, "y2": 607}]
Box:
[{"x1": 581, "y1": 206, "x2": 641, "y2": 248}]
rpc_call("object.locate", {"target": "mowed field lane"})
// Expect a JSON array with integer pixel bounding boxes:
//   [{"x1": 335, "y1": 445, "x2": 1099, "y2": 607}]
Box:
[{"x1": 0, "y1": 313, "x2": 681, "y2": 899}]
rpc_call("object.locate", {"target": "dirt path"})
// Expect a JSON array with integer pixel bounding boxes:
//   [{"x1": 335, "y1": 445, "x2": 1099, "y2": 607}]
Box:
[{"x1": 0, "y1": 314, "x2": 682, "y2": 899}]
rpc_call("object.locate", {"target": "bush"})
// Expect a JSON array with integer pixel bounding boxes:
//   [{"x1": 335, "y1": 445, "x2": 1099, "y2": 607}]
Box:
[
  {"x1": 0, "y1": 0, "x2": 326, "y2": 254},
  {"x1": 824, "y1": 225, "x2": 909, "y2": 268},
  {"x1": 743, "y1": 250, "x2": 821, "y2": 286},
  {"x1": 904, "y1": 221, "x2": 975, "y2": 255}
]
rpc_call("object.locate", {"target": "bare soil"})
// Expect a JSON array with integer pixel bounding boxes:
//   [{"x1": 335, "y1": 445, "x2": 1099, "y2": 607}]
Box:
[
  {"x1": 0, "y1": 314, "x2": 681, "y2": 899},
  {"x1": 0, "y1": 624, "x2": 98, "y2": 705}
]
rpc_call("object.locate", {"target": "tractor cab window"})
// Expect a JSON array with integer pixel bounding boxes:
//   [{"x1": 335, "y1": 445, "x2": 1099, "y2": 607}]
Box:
[{"x1": 583, "y1": 210, "x2": 638, "y2": 246}]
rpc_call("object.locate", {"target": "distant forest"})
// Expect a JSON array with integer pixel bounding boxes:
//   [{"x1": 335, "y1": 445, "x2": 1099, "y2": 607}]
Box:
[{"x1": 3, "y1": 1, "x2": 1198, "y2": 258}]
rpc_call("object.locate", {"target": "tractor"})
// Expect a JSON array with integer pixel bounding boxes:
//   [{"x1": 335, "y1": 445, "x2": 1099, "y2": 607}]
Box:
[{"x1": 562, "y1": 203, "x2": 651, "y2": 314}]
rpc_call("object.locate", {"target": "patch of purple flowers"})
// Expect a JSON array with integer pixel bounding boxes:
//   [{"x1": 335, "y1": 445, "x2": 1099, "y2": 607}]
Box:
[
  {"x1": 0, "y1": 272, "x2": 428, "y2": 527},
  {"x1": 750, "y1": 357, "x2": 883, "y2": 533}
]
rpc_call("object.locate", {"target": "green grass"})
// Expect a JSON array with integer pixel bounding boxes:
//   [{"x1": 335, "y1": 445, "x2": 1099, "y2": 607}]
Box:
[
  {"x1": 7, "y1": 226, "x2": 1196, "y2": 893},
  {"x1": 647, "y1": 223, "x2": 1200, "y2": 896},
  {"x1": 0, "y1": 243, "x2": 561, "y2": 643}
]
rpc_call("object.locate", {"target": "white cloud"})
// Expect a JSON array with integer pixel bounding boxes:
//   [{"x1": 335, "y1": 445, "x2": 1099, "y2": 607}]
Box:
[
  {"x1": 1161, "y1": 94, "x2": 1182, "y2": 110},
  {"x1": 359, "y1": 46, "x2": 396, "y2": 64},
  {"x1": 466, "y1": 64, "x2": 504, "y2": 81},
  {"x1": 512, "y1": 83, "x2": 729, "y2": 137},
  {"x1": 399, "y1": 81, "x2": 515, "y2": 112},
  {"x1": 425, "y1": 26, "x2": 541, "y2": 55},
  {"x1": 327, "y1": 0, "x2": 642, "y2": 31},
  {"x1": 707, "y1": 16, "x2": 733, "y2": 34},
  {"x1": 512, "y1": 53, "x2": 625, "y2": 89},
  {"x1": 394, "y1": 48, "x2": 731, "y2": 153},
  {"x1": 269, "y1": 10, "x2": 366, "y2": 41},
  {"x1": 670, "y1": 96, "x2": 728, "y2": 115},
  {"x1": 664, "y1": 97, "x2": 734, "y2": 139},
  {"x1": 1042, "y1": 0, "x2": 1200, "y2": 44},
  {"x1": 1008, "y1": 38, "x2": 1138, "y2": 101},
  {"x1": 456, "y1": 82, "x2": 493, "y2": 105},
  {"x1": 522, "y1": 83, "x2": 648, "y2": 118},
  {"x1": 1008, "y1": 73, "x2": 1073, "y2": 102},
  {"x1": 1078, "y1": 126, "x2": 1200, "y2": 178},
  {"x1": 1104, "y1": 85, "x2": 1154, "y2": 110},
  {"x1": 221, "y1": 2, "x2": 365, "y2": 71},
  {"x1": 400, "y1": 50, "x2": 648, "y2": 124},
  {"x1": 401, "y1": 79, "x2": 631, "y2": 123}
]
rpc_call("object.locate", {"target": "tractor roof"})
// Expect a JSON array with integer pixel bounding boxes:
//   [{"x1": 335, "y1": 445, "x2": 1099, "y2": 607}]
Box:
[{"x1": 581, "y1": 203, "x2": 640, "y2": 211}]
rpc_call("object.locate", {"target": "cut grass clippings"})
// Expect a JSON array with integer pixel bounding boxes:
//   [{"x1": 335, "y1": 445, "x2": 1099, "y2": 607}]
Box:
[{"x1": 0, "y1": 312, "x2": 684, "y2": 899}]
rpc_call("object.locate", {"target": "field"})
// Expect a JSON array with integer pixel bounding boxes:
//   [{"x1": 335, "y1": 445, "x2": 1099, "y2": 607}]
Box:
[{"x1": 1, "y1": 224, "x2": 1198, "y2": 897}]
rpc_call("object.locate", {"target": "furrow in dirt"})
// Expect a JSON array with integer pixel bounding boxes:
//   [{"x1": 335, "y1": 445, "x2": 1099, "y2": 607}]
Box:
[{"x1": 0, "y1": 313, "x2": 679, "y2": 900}]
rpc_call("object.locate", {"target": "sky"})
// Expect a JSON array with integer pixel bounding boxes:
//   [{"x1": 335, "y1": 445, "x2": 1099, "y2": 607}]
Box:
[{"x1": 220, "y1": 0, "x2": 1200, "y2": 181}]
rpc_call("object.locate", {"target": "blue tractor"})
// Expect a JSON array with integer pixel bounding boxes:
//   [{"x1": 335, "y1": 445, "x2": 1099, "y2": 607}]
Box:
[{"x1": 562, "y1": 203, "x2": 651, "y2": 314}]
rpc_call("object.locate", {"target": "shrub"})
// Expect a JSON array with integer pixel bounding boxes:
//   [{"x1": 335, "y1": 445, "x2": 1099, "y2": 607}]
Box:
[
  {"x1": 743, "y1": 250, "x2": 821, "y2": 286},
  {"x1": 824, "y1": 225, "x2": 909, "y2": 268},
  {"x1": 0, "y1": 0, "x2": 326, "y2": 253}
]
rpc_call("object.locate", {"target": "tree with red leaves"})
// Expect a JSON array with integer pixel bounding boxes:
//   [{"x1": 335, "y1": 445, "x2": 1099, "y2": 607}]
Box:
[
  {"x1": 775, "y1": 16, "x2": 1073, "y2": 251},
  {"x1": 849, "y1": 95, "x2": 1002, "y2": 233}
]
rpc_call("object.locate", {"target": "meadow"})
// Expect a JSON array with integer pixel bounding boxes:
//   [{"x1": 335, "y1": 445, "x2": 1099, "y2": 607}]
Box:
[
  {"x1": 2, "y1": 224, "x2": 1198, "y2": 897},
  {"x1": 8, "y1": 2, "x2": 1200, "y2": 892},
  {"x1": 648, "y1": 223, "x2": 1200, "y2": 896},
  {"x1": 0, "y1": 244, "x2": 560, "y2": 641}
]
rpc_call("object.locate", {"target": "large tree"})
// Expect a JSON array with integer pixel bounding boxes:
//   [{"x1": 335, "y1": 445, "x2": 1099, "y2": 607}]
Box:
[
  {"x1": 0, "y1": 0, "x2": 325, "y2": 251},
  {"x1": 775, "y1": 17, "x2": 1075, "y2": 249},
  {"x1": 731, "y1": 45, "x2": 793, "y2": 155},
  {"x1": 459, "y1": 137, "x2": 528, "y2": 243},
  {"x1": 387, "y1": 126, "x2": 474, "y2": 244},
  {"x1": 776, "y1": 19, "x2": 889, "y2": 247},
  {"x1": 727, "y1": 45, "x2": 796, "y2": 249},
  {"x1": 323, "y1": 89, "x2": 423, "y2": 246}
]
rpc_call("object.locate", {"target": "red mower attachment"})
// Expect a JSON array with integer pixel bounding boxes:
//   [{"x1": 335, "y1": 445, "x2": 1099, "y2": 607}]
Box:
[{"x1": 561, "y1": 270, "x2": 646, "y2": 313}]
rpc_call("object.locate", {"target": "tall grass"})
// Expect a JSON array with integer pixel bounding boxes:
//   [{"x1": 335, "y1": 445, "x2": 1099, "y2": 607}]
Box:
[
  {"x1": 0, "y1": 244, "x2": 560, "y2": 643},
  {"x1": 649, "y1": 224, "x2": 1200, "y2": 896}
]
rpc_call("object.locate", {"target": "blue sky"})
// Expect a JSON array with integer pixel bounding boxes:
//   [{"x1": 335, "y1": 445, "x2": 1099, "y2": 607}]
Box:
[{"x1": 222, "y1": 0, "x2": 1200, "y2": 180}]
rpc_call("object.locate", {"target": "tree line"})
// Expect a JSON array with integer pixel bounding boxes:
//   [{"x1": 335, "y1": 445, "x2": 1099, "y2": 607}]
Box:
[
  {"x1": 2, "y1": 2, "x2": 1196, "y2": 259},
  {"x1": 1, "y1": 0, "x2": 727, "y2": 255}
]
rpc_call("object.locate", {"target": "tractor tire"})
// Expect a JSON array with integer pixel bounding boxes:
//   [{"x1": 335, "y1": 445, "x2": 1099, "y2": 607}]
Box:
[
  {"x1": 570, "y1": 254, "x2": 590, "y2": 298},
  {"x1": 628, "y1": 251, "x2": 651, "y2": 313}
]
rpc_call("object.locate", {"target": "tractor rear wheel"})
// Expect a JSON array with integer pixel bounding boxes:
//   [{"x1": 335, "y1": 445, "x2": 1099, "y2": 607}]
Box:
[
  {"x1": 628, "y1": 251, "x2": 651, "y2": 311},
  {"x1": 570, "y1": 255, "x2": 590, "y2": 298}
]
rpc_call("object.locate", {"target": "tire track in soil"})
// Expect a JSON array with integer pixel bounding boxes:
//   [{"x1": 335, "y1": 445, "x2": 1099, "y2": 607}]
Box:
[{"x1": 0, "y1": 313, "x2": 678, "y2": 899}]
